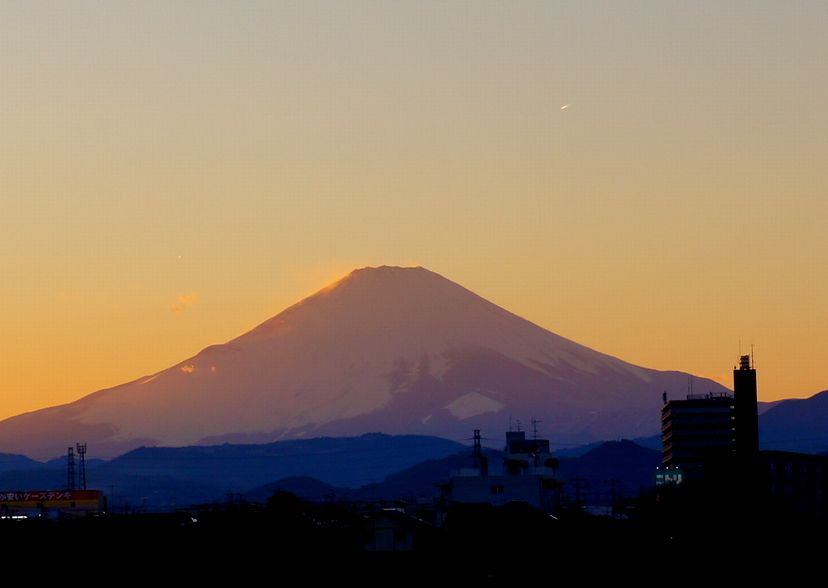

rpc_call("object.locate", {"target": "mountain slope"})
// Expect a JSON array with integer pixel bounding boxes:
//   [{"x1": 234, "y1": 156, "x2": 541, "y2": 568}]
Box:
[
  {"x1": 0, "y1": 453, "x2": 42, "y2": 472},
  {"x1": 0, "y1": 266, "x2": 730, "y2": 459},
  {"x1": 760, "y1": 390, "x2": 828, "y2": 453}
]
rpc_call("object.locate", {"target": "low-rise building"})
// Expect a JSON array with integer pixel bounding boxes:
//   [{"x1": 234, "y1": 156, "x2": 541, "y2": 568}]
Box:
[{"x1": 443, "y1": 429, "x2": 560, "y2": 514}]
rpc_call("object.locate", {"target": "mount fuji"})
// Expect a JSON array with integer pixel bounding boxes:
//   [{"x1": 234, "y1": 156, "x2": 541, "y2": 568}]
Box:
[{"x1": 0, "y1": 266, "x2": 730, "y2": 459}]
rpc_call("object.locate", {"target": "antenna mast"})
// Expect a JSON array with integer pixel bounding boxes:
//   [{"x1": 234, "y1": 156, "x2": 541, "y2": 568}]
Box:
[{"x1": 76, "y1": 442, "x2": 88, "y2": 491}]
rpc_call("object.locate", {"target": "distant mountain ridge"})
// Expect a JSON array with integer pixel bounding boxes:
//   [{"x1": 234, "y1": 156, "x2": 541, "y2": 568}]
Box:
[
  {"x1": 0, "y1": 434, "x2": 464, "y2": 508},
  {"x1": 4, "y1": 419, "x2": 827, "y2": 511},
  {"x1": 760, "y1": 390, "x2": 828, "y2": 453},
  {"x1": 0, "y1": 265, "x2": 733, "y2": 459},
  {"x1": 3, "y1": 433, "x2": 661, "y2": 508}
]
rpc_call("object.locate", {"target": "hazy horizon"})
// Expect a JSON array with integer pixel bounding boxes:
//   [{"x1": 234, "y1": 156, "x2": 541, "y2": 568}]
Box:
[{"x1": 2, "y1": 2, "x2": 827, "y2": 419}]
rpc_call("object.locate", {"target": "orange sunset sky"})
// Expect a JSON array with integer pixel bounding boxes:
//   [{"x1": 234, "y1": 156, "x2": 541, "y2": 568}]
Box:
[{"x1": 2, "y1": 2, "x2": 827, "y2": 421}]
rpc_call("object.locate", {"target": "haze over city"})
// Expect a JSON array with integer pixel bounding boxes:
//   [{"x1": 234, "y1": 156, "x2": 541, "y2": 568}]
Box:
[{"x1": 2, "y1": 1, "x2": 827, "y2": 421}]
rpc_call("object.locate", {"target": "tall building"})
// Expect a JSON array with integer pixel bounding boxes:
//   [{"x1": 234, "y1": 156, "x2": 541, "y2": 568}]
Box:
[
  {"x1": 660, "y1": 392, "x2": 735, "y2": 473},
  {"x1": 733, "y1": 354, "x2": 759, "y2": 460},
  {"x1": 658, "y1": 354, "x2": 761, "y2": 483}
]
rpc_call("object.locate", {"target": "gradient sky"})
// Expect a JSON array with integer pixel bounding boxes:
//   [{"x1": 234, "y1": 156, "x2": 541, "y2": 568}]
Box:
[{"x1": 2, "y1": 1, "x2": 827, "y2": 420}]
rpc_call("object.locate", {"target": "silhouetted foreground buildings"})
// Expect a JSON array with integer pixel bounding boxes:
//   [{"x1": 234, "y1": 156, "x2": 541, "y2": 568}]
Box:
[
  {"x1": 660, "y1": 354, "x2": 759, "y2": 476},
  {"x1": 0, "y1": 490, "x2": 104, "y2": 517},
  {"x1": 1, "y1": 483, "x2": 820, "y2": 576},
  {"x1": 760, "y1": 450, "x2": 828, "y2": 521},
  {"x1": 0, "y1": 443, "x2": 105, "y2": 519},
  {"x1": 657, "y1": 354, "x2": 828, "y2": 525},
  {"x1": 660, "y1": 391, "x2": 735, "y2": 479}
]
